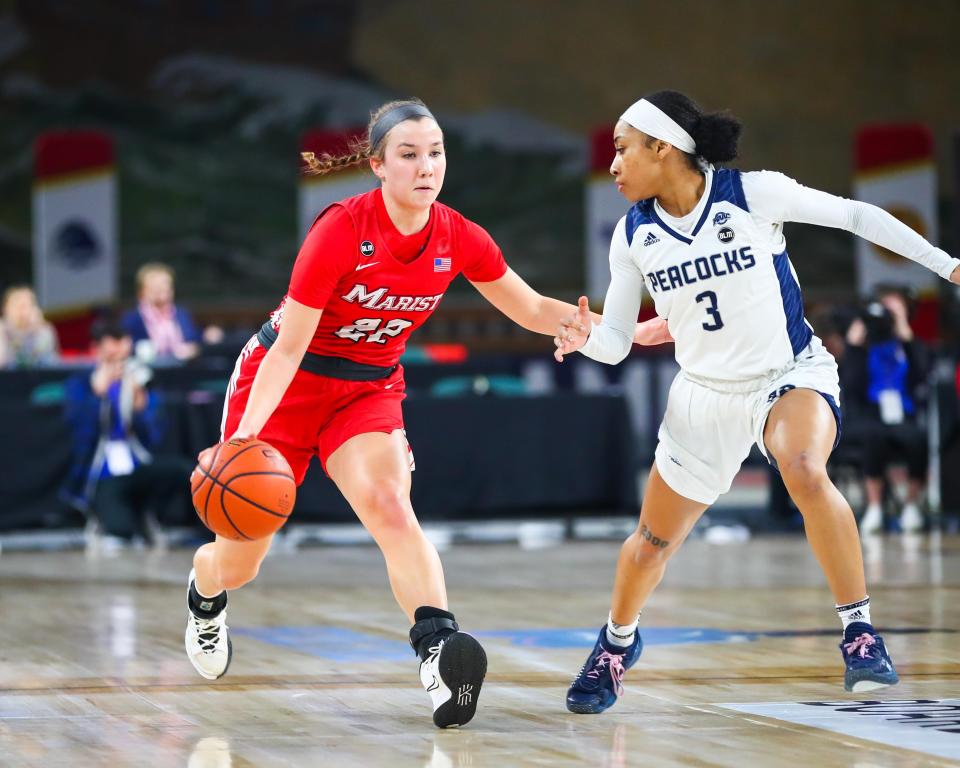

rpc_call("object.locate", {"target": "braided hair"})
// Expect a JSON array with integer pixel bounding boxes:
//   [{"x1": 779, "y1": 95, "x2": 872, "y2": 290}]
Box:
[{"x1": 301, "y1": 98, "x2": 435, "y2": 177}]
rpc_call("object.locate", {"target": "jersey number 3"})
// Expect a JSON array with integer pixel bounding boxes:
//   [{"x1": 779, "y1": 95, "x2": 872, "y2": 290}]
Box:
[
  {"x1": 695, "y1": 290, "x2": 724, "y2": 331},
  {"x1": 335, "y1": 318, "x2": 413, "y2": 344}
]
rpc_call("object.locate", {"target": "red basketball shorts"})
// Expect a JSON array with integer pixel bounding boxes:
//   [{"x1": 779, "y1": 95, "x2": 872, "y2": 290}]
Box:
[{"x1": 220, "y1": 336, "x2": 409, "y2": 484}]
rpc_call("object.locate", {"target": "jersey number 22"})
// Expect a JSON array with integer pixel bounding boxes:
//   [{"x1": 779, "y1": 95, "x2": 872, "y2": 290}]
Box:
[{"x1": 335, "y1": 318, "x2": 413, "y2": 344}]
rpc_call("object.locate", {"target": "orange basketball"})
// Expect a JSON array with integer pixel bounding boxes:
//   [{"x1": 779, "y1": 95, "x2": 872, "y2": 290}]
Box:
[{"x1": 190, "y1": 437, "x2": 296, "y2": 541}]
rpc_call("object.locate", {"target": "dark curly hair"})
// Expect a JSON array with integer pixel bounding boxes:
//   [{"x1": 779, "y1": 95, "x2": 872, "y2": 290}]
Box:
[{"x1": 643, "y1": 90, "x2": 742, "y2": 166}]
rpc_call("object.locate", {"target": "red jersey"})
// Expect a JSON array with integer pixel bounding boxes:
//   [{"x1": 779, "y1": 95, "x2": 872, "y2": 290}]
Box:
[{"x1": 273, "y1": 188, "x2": 507, "y2": 367}]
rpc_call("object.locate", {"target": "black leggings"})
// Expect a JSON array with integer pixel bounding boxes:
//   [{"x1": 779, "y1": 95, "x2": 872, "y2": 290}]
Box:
[
  {"x1": 93, "y1": 454, "x2": 194, "y2": 538},
  {"x1": 860, "y1": 421, "x2": 928, "y2": 481}
]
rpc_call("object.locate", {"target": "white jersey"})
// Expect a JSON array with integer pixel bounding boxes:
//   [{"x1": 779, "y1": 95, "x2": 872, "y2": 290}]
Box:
[{"x1": 581, "y1": 167, "x2": 959, "y2": 381}]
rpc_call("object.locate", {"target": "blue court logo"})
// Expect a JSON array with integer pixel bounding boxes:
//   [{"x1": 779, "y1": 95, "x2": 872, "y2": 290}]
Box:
[{"x1": 713, "y1": 212, "x2": 731, "y2": 226}]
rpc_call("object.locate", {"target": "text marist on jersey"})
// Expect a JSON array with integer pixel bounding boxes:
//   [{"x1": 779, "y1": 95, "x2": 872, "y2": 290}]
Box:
[{"x1": 341, "y1": 283, "x2": 444, "y2": 312}]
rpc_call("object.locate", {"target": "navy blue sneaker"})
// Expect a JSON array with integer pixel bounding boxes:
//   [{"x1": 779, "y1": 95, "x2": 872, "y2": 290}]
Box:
[
  {"x1": 566, "y1": 626, "x2": 643, "y2": 714},
  {"x1": 840, "y1": 622, "x2": 899, "y2": 692}
]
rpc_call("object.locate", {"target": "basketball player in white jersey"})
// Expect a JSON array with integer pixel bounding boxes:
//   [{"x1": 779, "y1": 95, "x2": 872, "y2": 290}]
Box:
[{"x1": 555, "y1": 90, "x2": 960, "y2": 713}]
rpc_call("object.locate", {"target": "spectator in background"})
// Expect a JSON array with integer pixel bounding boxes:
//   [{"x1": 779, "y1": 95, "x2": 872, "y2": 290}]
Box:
[
  {"x1": 122, "y1": 263, "x2": 210, "y2": 362},
  {"x1": 0, "y1": 285, "x2": 59, "y2": 368},
  {"x1": 63, "y1": 316, "x2": 193, "y2": 547},
  {"x1": 842, "y1": 286, "x2": 929, "y2": 533}
]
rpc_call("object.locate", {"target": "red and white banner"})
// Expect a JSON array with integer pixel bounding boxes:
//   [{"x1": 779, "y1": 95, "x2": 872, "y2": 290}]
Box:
[
  {"x1": 32, "y1": 131, "x2": 117, "y2": 312},
  {"x1": 585, "y1": 126, "x2": 630, "y2": 302},
  {"x1": 298, "y1": 128, "x2": 375, "y2": 239},
  {"x1": 854, "y1": 124, "x2": 938, "y2": 297}
]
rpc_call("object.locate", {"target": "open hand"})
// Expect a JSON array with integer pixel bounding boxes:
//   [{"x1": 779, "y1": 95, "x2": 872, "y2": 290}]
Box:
[{"x1": 554, "y1": 296, "x2": 592, "y2": 362}]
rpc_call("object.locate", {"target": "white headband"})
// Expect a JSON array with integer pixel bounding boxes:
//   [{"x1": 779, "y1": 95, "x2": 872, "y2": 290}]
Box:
[{"x1": 620, "y1": 99, "x2": 696, "y2": 154}]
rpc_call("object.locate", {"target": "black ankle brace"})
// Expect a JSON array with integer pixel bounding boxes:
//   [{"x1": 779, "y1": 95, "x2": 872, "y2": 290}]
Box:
[
  {"x1": 189, "y1": 580, "x2": 227, "y2": 619},
  {"x1": 409, "y1": 606, "x2": 458, "y2": 659}
]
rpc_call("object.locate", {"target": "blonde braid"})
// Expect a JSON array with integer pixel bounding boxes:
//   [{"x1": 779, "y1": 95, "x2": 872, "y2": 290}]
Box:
[
  {"x1": 300, "y1": 148, "x2": 370, "y2": 177},
  {"x1": 300, "y1": 98, "x2": 432, "y2": 177}
]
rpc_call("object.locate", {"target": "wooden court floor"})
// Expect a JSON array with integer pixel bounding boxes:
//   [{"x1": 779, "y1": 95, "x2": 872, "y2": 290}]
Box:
[{"x1": 0, "y1": 532, "x2": 958, "y2": 767}]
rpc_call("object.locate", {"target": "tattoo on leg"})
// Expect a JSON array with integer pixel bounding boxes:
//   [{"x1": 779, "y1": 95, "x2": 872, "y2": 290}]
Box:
[{"x1": 639, "y1": 523, "x2": 669, "y2": 549}]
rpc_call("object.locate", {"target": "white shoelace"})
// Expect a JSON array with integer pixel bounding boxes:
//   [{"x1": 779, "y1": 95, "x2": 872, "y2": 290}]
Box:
[
  {"x1": 425, "y1": 641, "x2": 444, "y2": 663},
  {"x1": 192, "y1": 614, "x2": 223, "y2": 653}
]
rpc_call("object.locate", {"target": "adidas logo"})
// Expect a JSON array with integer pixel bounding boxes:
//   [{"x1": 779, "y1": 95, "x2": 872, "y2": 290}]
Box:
[
  {"x1": 457, "y1": 684, "x2": 473, "y2": 705},
  {"x1": 643, "y1": 232, "x2": 660, "y2": 247},
  {"x1": 847, "y1": 610, "x2": 865, "y2": 621}
]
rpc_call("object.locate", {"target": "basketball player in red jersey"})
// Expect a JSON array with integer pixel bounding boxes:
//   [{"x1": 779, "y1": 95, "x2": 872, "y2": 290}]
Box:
[{"x1": 183, "y1": 98, "x2": 671, "y2": 728}]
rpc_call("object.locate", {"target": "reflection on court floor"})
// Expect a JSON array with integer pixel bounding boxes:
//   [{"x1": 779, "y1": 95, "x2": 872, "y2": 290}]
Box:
[{"x1": 1, "y1": 535, "x2": 957, "y2": 767}]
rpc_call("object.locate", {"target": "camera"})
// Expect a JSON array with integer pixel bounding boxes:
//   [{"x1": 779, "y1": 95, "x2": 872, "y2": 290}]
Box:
[
  {"x1": 123, "y1": 358, "x2": 153, "y2": 388},
  {"x1": 859, "y1": 300, "x2": 894, "y2": 343}
]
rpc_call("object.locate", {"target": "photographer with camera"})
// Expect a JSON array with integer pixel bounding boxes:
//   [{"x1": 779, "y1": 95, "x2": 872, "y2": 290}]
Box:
[
  {"x1": 63, "y1": 316, "x2": 193, "y2": 548},
  {"x1": 841, "y1": 287, "x2": 929, "y2": 533}
]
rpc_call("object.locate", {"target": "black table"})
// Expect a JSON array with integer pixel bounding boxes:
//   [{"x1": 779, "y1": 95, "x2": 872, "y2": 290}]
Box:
[{"x1": 0, "y1": 390, "x2": 638, "y2": 531}]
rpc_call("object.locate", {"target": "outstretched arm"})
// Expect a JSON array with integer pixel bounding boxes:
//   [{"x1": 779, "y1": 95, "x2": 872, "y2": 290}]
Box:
[
  {"x1": 471, "y1": 268, "x2": 666, "y2": 349},
  {"x1": 471, "y1": 268, "x2": 603, "y2": 335},
  {"x1": 747, "y1": 171, "x2": 960, "y2": 283}
]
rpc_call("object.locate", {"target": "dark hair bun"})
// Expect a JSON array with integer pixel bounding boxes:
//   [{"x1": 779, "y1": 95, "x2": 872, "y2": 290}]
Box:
[{"x1": 692, "y1": 112, "x2": 742, "y2": 164}]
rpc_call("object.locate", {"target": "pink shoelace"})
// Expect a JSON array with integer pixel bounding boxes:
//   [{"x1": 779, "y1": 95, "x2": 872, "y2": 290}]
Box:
[
  {"x1": 844, "y1": 633, "x2": 877, "y2": 658},
  {"x1": 587, "y1": 650, "x2": 627, "y2": 696}
]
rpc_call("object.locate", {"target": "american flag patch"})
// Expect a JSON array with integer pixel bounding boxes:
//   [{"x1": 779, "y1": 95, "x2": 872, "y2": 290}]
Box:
[{"x1": 433, "y1": 256, "x2": 452, "y2": 272}]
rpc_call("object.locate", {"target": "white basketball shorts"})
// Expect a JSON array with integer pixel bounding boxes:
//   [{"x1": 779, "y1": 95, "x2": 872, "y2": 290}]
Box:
[{"x1": 654, "y1": 336, "x2": 841, "y2": 505}]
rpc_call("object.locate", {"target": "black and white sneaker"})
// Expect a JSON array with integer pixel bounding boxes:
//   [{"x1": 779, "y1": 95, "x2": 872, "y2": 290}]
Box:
[
  {"x1": 184, "y1": 568, "x2": 232, "y2": 680},
  {"x1": 419, "y1": 632, "x2": 487, "y2": 728}
]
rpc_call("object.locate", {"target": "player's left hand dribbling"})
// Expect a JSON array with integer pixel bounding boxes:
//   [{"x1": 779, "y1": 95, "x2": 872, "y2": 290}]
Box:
[{"x1": 197, "y1": 444, "x2": 220, "y2": 468}]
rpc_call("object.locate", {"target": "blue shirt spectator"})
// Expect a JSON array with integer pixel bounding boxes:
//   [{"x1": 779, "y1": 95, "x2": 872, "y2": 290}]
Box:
[
  {"x1": 62, "y1": 317, "x2": 193, "y2": 543},
  {"x1": 63, "y1": 319, "x2": 164, "y2": 510}
]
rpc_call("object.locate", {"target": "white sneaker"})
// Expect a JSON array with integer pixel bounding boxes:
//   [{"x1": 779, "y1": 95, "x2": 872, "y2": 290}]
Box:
[
  {"x1": 419, "y1": 632, "x2": 487, "y2": 728},
  {"x1": 860, "y1": 504, "x2": 883, "y2": 535},
  {"x1": 901, "y1": 503, "x2": 924, "y2": 533},
  {"x1": 185, "y1": 568, "x2": 232, "y2": 680}
]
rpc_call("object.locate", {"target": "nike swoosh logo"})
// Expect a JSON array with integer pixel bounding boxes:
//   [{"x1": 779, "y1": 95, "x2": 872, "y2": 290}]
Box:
[
  {"x1": 426, "y1": 675, "x2": 440, "y2": 691},
  {"x1": 355, "y1": 262, "x2": 379, "y2": 271}
]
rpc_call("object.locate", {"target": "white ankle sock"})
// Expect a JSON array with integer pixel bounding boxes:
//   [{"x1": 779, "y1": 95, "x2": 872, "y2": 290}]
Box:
[
  {"x1": 836, "y1": 596, "x2": 871, "y2": 631},
  {"x1": 605, "y1": 612, "x2": 639, "y2": 647}
]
